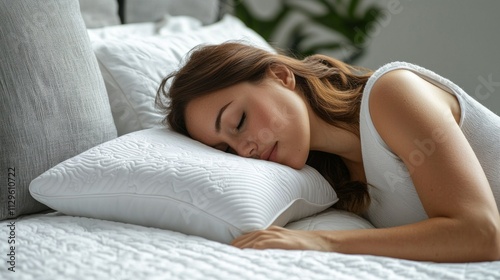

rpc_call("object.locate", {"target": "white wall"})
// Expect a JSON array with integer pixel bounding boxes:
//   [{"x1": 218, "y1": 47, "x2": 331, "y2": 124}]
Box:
[{"x1": 356, "y1": 0, "x2": 500, "y2": 114}]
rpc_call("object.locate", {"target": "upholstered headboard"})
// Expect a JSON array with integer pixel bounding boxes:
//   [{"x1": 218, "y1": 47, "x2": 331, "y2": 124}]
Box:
[{"x1": 79, "y1": 0, "x2": 229, "y2": 28}]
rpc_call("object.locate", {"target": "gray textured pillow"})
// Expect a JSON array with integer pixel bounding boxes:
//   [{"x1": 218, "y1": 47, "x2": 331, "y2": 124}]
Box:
[{"x1": 0, "y1": 0, "x2": 117, "y2": 220}]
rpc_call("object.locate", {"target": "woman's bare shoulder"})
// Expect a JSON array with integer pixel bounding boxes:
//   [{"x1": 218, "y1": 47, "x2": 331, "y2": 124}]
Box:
[{"x1": 368, "y1": 69, "x2": 460, "y2": 132}]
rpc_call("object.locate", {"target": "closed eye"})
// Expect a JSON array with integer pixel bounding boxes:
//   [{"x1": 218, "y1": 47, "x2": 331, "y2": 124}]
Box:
[
  {"x1": 223, "y1": 112, "x2": 246, "y2": 154},
  {"x1": 236, "y1": 112, "x2": 246, "y2": 131}
]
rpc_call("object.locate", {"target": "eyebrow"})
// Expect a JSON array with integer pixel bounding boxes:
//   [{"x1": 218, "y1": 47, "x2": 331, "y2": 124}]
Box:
[{"x1": 215, "y1": 101, "x2": 232, "y2": 133}]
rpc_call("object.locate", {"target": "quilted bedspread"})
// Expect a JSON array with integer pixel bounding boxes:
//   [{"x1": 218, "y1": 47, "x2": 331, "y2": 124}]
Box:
[{"x1": 1, "y1": 212, "x2": 499, "y2": 280}]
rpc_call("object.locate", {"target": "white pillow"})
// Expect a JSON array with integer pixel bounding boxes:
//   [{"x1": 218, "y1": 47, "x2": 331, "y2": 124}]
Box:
[
  {"x1": 29, "y1": 128, "x2": 338, "y2": 244},
  {"x1": 90, "y1": 14, "x2": 275, "y2": 136},
  {"x1": 285, "y1": 208, "x2": 374, "y2": 231},
  {"x1": 86, "y1": 14, "x2": 204, "y2": 41}
]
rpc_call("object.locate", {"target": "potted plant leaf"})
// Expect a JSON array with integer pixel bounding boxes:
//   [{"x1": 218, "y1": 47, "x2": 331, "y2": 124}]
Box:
[{"x1": 230, "y1": 0, "x2": 382, "y2": 63}]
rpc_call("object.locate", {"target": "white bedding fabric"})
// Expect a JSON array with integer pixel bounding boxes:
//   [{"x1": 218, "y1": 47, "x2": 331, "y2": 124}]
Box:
[{"x1": 2, "y1": 212, "x2": 499, "y2": 280}]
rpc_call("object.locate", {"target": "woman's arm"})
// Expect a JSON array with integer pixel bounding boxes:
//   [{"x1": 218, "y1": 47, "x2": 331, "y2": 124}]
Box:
[
  {"x1": 365, "y1": 69, "x2": 500, "y2": 261},
  {"x1": 232, "y1": 70, "x2": 500, "y2": 262}
]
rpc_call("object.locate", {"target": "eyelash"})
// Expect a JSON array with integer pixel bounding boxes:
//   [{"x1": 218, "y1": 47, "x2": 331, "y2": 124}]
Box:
[
  {"x1": 236, "y1": 112, "x2": 246, "y2": 131},
  {"x1": 225, "y1": 112, "x2": 246, "y2": 153}
]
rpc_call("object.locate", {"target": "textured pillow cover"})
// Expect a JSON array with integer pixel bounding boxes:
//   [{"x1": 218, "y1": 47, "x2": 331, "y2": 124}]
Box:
[
  {"x1": 0, "y1": 0, "x2": 117, "y2": 220},
  {"x1": 90, "y1": 14, "x2": 275, "y2": 136},
  {"x1": 29, "y1": 128, "x2": 338, "y2": 244}
]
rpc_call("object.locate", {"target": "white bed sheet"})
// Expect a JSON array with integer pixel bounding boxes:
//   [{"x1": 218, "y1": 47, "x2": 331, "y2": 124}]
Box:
[{"x1": 1, "y1": 212, "x2": 499, "y2": 280}]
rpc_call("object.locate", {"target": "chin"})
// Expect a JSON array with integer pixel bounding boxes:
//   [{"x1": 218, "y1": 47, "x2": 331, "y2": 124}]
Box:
[
  {"x1": 283, "y1": 155, "x2": 308, "y2": 170},
  {"x1": 278, "y1": 142, "x2": 309, "y2": 170}
]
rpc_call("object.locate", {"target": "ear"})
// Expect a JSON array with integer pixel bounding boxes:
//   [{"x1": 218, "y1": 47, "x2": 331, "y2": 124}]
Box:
[{"x1": 268, "y1": 64, "x2": 295, "y2": 90}]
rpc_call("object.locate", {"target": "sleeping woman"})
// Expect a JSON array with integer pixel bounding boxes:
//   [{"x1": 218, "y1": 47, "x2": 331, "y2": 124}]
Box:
[{"x1": 155, "y1": 42, "x2": 500, "y2": 262}]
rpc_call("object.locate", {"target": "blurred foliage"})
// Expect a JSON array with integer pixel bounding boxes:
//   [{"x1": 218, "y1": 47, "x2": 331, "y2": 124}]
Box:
[{"x1": 233, "y1": 0, "x2": 382, "y2": 63}]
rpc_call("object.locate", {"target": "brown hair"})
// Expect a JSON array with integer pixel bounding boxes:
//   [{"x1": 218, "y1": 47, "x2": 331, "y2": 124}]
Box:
[{"x1": 156, "y1": 42, "x2": 372, "y2": 214}]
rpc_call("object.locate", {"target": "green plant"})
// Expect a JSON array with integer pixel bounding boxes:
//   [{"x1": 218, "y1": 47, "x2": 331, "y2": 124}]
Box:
[{"x1": 233, "y1": 0, "x2": 382, "y2": 63}]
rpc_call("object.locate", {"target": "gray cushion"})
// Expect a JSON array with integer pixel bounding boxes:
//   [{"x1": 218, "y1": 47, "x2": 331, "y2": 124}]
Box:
[{"x1": 0, "y1": 0, "x2": 117, "y2": 220}]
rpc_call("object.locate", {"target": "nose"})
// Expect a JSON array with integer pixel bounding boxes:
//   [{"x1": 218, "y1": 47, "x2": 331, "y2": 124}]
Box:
[{"x1": 233, "y1": 135, "x2": 258, "y2": 159}]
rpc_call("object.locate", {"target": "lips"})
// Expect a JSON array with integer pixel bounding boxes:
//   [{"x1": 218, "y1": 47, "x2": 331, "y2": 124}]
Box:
[{"x1": 261, "y1": 142, "x2": 278, "y2": 162}]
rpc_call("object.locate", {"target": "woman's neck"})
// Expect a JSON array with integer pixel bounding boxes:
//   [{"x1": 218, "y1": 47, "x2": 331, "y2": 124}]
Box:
[
  {"x1": 306, "y1": 101, "x2": 367, "y2": 182},
  {"x1": 308, "y1": 111, "x2": 362, "y2": 161}
]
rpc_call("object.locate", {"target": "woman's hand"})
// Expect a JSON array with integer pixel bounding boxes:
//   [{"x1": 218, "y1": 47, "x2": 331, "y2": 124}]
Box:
[{"x1": 232, "y1": 226, "x2": 332, "y2": 251}]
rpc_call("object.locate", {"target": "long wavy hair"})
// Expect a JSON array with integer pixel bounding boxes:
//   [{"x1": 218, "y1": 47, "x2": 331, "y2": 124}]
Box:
[{"x1": 156, "y1": 42, "x2": 373, "y2": 214}]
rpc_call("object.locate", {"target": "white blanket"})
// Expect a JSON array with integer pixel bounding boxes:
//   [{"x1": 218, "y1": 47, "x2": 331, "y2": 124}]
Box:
[{"x1": 1, "y1": 212, "x2": 499, "y2": 280}]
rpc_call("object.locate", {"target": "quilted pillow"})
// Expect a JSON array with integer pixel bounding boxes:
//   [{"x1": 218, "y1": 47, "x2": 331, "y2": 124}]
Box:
[
  {"x1": 90, "y1": 14, "x2": 275, "y2": 136},
  {"x1": 29, "y1": 128, "x2": 338, "y2": 244},
  {"x1": 0, "y1": 0, "x2": 117, "y2": 220}
]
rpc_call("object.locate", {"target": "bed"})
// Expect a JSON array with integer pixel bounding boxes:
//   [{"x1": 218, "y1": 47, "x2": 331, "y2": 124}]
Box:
[
  {"x1": 1, "y1": 1, "x2": 499, "y2": 279},
  {"x1": 5, "y1": 211, "x2": 499, "y2": 279}
]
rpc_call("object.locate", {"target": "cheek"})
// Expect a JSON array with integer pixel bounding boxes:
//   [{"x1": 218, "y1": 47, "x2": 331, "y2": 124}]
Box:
[
  {"x1": 256, "y1": 127, "x2": 275, "y2": 144},
  {"x1": 269, "y1": 105, "x2": 297, "y2": 133},
  {"x1": 254, "y1": 98, "x2": 292, "y2": 128},
  {"x1": 245, "y1": 114, "x2": 274, "y2": 145}
]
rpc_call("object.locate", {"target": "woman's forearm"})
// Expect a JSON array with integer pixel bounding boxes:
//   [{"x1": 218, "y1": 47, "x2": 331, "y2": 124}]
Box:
[{"x1": 319, "y1": 217, "x2": 500, "y2": 262}]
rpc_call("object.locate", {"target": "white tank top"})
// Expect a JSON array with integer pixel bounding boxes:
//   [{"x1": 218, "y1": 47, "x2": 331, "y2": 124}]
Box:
[{"x1": 360, "y1": 62, "x2": 500, "y2": 228}]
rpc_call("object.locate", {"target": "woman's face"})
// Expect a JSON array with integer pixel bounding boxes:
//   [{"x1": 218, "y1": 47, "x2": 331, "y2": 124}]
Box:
[{"x1": 185, "y1": 75, "x2": 311, "y2": 169}]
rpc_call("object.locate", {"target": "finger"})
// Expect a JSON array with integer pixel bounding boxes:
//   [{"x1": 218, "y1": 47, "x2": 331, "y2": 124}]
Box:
[
  {"x1": 232, "y1": 231, "x2": 263, "y2": 247},
  {"x1": 266, "y1": 225, "x2": 286, "y2": 231},
  {"x1": 231, "y1": 226, "x2": 290, "y2": 248},
  {"x1": 239, "y1": 236, "x2": 295, "y2": 250},
  {"x1": 233, "y1": 230, "x2": 279, "y2": 248},
  {"x1": 234, "y1": 236, "x2": 271, "y2": 249}
]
